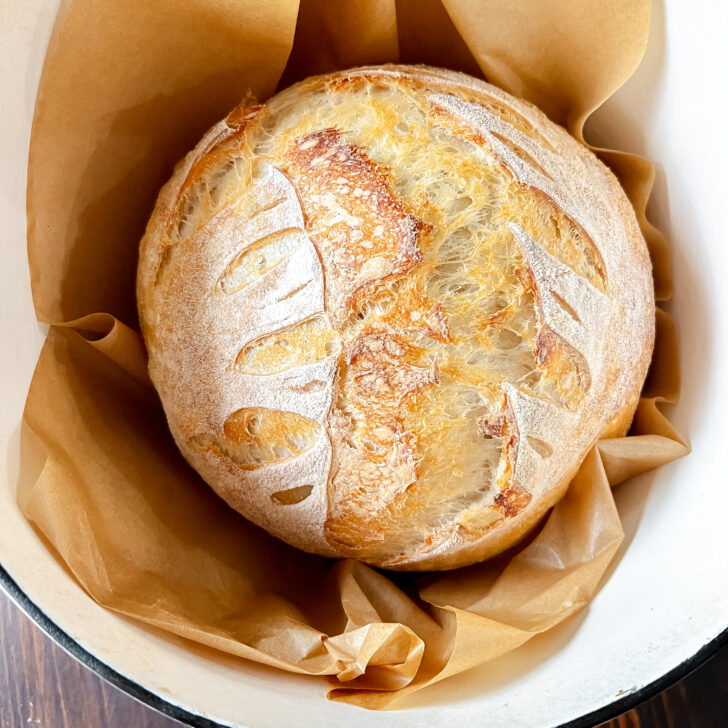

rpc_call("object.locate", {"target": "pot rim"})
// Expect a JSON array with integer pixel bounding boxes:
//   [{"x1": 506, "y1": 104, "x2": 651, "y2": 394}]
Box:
[{"x1": 2, "y1": 561, "x2": 726, "y2": 728}]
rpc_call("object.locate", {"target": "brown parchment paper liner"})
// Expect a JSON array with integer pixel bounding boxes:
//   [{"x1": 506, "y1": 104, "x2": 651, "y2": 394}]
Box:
[{"x1": 22, "y1": 0, "x2": 688, "y2": 709}]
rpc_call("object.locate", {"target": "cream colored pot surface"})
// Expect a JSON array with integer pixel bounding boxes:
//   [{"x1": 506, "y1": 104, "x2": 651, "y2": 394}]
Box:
[{"x1": 1, "y1": 2, "x2": 726, "y2": 727}]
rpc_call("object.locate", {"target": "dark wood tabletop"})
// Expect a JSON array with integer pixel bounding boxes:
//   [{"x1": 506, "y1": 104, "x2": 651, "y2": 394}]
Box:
[{"x1": 0, "y1": 588, "x2": 725, "y2": 727}]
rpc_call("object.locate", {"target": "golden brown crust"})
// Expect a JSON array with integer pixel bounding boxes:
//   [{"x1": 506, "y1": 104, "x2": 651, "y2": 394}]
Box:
[
  {"x1": 280, "y1": 128, "x2": 427, "y2": 326},
  {"x1": 138, "y1": 65, "x2": 654, "y2": 570}
]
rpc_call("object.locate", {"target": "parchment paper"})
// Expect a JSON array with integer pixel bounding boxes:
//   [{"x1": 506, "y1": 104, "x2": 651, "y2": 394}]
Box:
[{"x1": 22, "y1": 0, "x2": 688, "y2": 708}]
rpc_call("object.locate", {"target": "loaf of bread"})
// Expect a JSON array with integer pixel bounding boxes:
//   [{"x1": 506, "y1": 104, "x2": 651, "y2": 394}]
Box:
[{"x1": 137, "y1": 65, "x2": 654, "y2": 570}]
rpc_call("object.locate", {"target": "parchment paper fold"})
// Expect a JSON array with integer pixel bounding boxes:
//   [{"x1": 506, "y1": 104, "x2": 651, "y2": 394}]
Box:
[{"x1": 22, "y1": 0, "x2": 687, "y2": 708}]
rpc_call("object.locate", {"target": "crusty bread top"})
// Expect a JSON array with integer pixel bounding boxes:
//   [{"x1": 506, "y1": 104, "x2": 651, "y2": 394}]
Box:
[{"x1": 137, "y1": 65, "x2": 654, "y2": 570}]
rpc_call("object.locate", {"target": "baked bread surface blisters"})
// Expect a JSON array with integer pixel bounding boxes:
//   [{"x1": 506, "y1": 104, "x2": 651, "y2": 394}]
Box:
[{"x1": 138, "y1": 65, "x2": 654, "y2": 570}]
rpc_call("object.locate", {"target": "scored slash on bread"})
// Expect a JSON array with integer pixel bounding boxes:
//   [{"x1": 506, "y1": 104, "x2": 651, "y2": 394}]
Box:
[
  {"x1": 137, "y1": 65, "x2": 654, "y2": 570},
  {"x1": 155, "y1": 164, "x2": 337, "y2": 553}
]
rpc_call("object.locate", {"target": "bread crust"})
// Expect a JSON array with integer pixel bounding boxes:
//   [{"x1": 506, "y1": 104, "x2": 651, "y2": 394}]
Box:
[{"x1": 138, "y1": 65, "x2": 654, "y2": 570}]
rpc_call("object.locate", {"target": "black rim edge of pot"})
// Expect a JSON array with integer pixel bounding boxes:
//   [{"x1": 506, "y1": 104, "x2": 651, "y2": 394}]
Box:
[{"x1": 1, "y1": 562, "x2": 726, "y2": 728}]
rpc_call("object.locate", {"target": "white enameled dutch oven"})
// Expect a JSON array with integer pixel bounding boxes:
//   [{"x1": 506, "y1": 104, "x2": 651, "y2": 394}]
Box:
[{"x1": 1, "y1": 2, "x2": 726, "y2": 726}]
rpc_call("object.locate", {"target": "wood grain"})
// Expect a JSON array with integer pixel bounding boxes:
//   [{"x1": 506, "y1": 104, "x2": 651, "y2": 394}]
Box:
[
  {"x1": 0, "y1": 592, "x2": 175, "y2": 727},
  {"x1": 0, "y1": 588, "x2": 725, "y2": 727}
]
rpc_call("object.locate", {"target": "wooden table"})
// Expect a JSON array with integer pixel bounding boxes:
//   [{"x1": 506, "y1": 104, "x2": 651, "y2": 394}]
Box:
[{"x1": 1, "y1": 589, "x2": 725, "y2": 727}]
